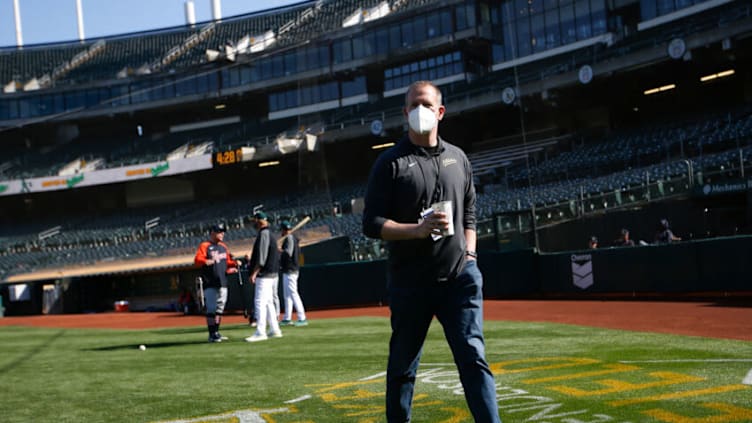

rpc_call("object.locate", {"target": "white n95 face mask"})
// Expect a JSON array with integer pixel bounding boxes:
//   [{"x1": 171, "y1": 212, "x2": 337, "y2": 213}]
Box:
[{"x1": 408, "y1": 105, "x2": 438, "y2": 135}]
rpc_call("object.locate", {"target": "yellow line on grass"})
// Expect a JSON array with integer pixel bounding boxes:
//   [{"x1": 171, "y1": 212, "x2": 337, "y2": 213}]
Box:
[
  {"x1": 522, "y1": 363, "x2": 639, "y2": 384},
  {"x1": 608, "y1": 385, "x2": 749, "y2": 406}
]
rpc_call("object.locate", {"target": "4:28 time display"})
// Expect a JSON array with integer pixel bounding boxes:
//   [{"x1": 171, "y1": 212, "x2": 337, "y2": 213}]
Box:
[{"x1": 214, "y1": 148, "x2": 243, "y2": 166}]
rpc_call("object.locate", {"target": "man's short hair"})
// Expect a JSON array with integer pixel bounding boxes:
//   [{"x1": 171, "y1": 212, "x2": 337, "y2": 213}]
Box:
[{"x1": 405, "y1": 80, "x2": 442, "y2": 106}]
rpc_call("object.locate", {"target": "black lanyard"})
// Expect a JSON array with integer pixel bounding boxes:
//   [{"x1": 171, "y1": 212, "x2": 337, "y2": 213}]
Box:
[{"x1": 416, "y1": 148, "x2": 442, "y2": 210}]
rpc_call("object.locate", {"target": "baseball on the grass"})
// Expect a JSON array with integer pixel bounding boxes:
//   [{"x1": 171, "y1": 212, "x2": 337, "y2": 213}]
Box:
[{"x1": 139, "y1": 344, "x2": 146, "y2": 351}]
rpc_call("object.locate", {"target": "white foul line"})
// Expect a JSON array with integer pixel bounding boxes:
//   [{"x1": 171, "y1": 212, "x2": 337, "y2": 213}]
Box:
[
  {"x1": 284, "y1": 395, "x2": 311, "y2": 404},
  {"x1": 358, "y1": 364, "x2": 457, "y2": 382},
  {"x1": 359, "y1": 371, "x2": 386, "y2": 381}
]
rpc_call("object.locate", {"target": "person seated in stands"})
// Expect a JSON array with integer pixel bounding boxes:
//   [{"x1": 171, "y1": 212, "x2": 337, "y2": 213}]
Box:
[
  {"x1": 612, "y1": 228, "x2": 635, "y2": 247},
  {"x1": 655, "y1": 219, "x2": 682, "y2": 243},
  {"x1": 588, "y1": 236, "x2": 598, "y2": 249},
  {"x1": 177, "y1": 288, "x2": 195, "y2": 315}
]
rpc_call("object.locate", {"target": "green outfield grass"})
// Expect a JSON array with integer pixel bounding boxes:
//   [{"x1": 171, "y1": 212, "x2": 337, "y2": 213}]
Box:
[{"x1": 1, "y1": 317, "x2": 751, "y2": 422}]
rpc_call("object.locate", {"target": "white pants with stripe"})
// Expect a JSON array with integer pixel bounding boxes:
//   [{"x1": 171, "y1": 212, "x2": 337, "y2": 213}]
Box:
[
  {"x1": 283, "y1": 271, "x2": 306, "y2": 321},
  {"x1": 254, "y1": 275, "x2": 281, "y2": 336},
  {"x1": 272, "y1": 275, "x2": 280, "y2": 318},
  {"x1": 204, "y1": 287, "x2": 227, "y2": 315}
]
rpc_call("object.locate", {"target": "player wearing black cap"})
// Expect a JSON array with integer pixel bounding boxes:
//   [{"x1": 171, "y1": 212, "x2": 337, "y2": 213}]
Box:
[{"x1": 194, "y1": 223, "x2": 239, "y2": 343}]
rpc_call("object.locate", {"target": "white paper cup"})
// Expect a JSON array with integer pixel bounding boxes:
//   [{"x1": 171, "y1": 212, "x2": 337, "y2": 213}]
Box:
[{"x1": 431, "y1": 200, "x2": 454, "y2": 236}]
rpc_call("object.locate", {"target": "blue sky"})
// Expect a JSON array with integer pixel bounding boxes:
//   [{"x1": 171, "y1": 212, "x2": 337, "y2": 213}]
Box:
[{"x1": 0, "y1": 0, "x2": 304, "y2": 48}]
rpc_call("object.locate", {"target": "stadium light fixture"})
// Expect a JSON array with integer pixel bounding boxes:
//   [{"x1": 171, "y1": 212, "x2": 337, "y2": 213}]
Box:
[
  {"x1": 700, "y1": 69, "x2": 735, "y2": 82},
  {"x1": 205, "y1": 49, "x2": 220, "y2": 62},
  {"x1": 214, "y1": 104, "x2": 226, "y2": 110},
  {"x1": 258, "y1": 161, "x2": 280, "y2": 168},
  {"x1": 643, "y1": 84, "x2": 675, "y2": 96},
  {"x1": 276, "y1": 137, "x2": 302, "y2": 154},
  {"x1": 371, "y1": 142, "x2": 395, "y2": 150}
]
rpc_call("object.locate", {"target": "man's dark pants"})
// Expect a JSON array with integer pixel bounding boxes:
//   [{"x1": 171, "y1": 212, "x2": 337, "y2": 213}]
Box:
[{"x1": 386, "y1": 260, "x2": 500, "y2": 422}]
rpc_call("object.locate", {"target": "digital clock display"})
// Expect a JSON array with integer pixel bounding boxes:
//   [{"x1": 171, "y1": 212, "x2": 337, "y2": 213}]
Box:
[{"x1": 213, "y1": 148, "x2": 243, "y2": 166}]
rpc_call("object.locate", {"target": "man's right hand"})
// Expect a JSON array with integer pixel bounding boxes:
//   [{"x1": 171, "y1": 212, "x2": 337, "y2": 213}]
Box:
[
  {"x1": 416, "y1": 211, "x2": 449, "y2": 239},
  {"x1": 205, "y1": 259, "x2": 214, "y2": 266},
  {"x1": 380, "y1": 212, "x2": 449, "y2": 241}
]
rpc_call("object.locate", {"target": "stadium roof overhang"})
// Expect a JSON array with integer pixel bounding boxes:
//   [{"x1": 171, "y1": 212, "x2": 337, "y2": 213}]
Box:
[
  {"x1": 1, "y1": 229, "x2": 331, "y2": 284},
  {"x1": 1, "y1": 254, "x2": 196, "y2": 284}
]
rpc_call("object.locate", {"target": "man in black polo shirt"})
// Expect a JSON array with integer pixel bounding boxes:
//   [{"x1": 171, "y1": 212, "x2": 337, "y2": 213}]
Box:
[
  {"x1": 362, "y1": 81, "x2": 500, "y2": 422},
  {"x1": 244, "y1": 211, "x2": 283, "y2": 342}
]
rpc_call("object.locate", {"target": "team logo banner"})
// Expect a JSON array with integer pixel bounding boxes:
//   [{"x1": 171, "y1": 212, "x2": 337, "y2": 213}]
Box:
[{"x1": 571, "y1": 254, "x2": 594, "y2": 289}]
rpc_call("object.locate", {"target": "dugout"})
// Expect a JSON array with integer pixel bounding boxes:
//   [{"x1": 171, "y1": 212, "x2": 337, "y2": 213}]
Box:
[{"x1": 291, "y1": 235, "x2": 752, "y2": 302}]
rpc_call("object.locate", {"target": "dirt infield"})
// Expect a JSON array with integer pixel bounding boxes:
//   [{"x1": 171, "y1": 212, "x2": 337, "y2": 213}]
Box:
[{"x1": 1, "y1": 300, "x2": 750, "y2": 341}]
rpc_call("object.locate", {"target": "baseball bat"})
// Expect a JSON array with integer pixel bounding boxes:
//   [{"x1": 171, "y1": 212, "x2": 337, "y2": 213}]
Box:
[
  {"x1": 289, "y1": 216, "x2": 311, "y2": 234},
  {"x1": 277, "y1": 216, "x2": 311, "y2": 248},
  {"x1": 230, "y1": 254, "x2": 244, "y2": 285},
  {"x1": 195, "y1": 276, "x2": 205, "y2": 310}
]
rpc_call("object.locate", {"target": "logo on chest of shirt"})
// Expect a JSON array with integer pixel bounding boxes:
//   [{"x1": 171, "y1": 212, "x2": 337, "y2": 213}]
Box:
[
  {"x1": 210, "y1": 249, "x2": 227, "y2": 261},
  {"x1": 442, "y1": 158, "x2": 457, "y2": 167}
]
